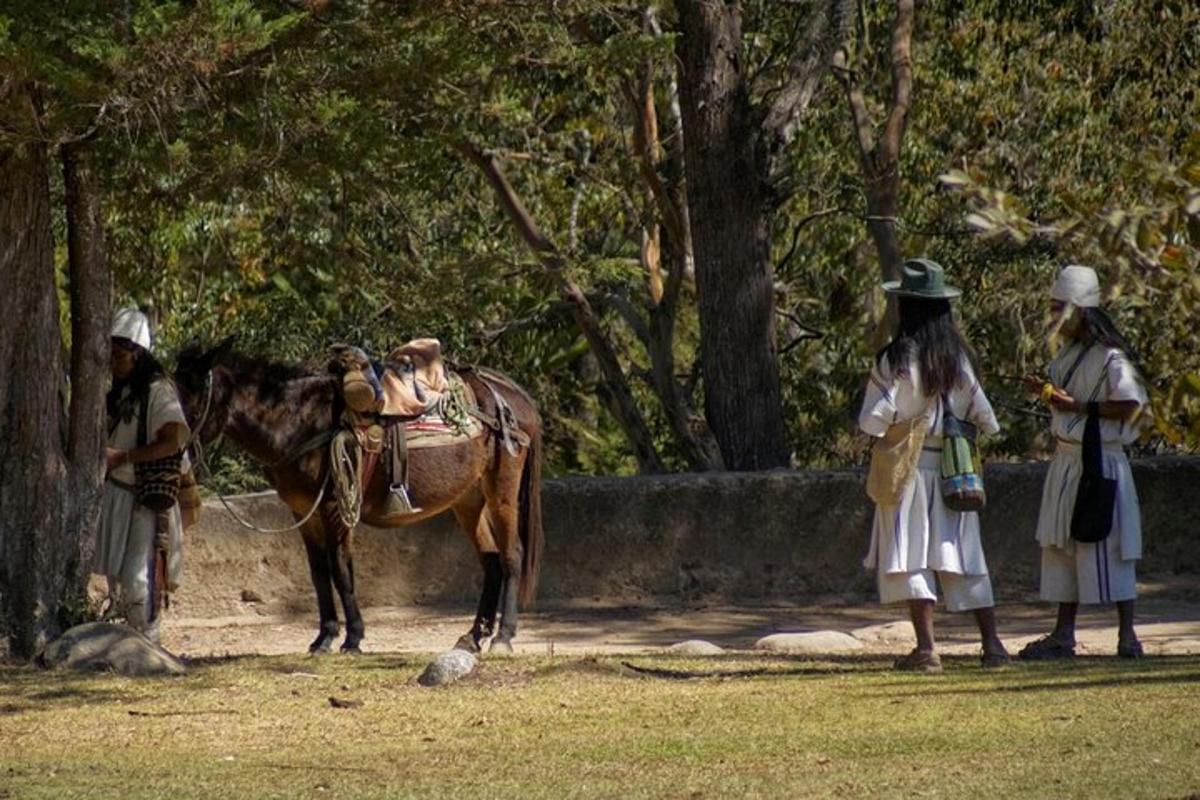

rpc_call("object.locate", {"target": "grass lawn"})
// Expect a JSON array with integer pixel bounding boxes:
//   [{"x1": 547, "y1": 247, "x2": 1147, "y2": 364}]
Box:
[{"x1": 2, "y1": 652, "x2": 1199, "y2": 799}]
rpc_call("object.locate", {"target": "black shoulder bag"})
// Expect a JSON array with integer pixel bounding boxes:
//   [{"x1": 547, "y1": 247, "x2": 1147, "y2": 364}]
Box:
[
  {"x1": 1069, "y1": 402, "x2": 1117, "y2": 543},
  {"x1": 133, "y1": 386, "x2": 184, "y2": 512}
]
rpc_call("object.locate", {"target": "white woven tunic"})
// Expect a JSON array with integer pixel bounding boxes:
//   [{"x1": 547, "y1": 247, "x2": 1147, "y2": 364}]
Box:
[
  {"x1": 859, "y1": 356, "x2": 1000, "y2": 577},
  {"x1": 1034, "y1": 343, "x2": 1146, "y2": 561},
  {"x1": 93, "y1": 378, "x2": 187, "y2": 590}
]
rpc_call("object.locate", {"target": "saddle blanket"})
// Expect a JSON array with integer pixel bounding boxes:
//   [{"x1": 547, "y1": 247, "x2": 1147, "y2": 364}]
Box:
[{"x1": 404, "y1": 412, "x2": 483, "y2": 450}]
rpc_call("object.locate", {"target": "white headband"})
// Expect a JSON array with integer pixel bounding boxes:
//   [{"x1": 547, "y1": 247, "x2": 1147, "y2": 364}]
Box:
[{"x1": 1050, "y1": 265, "x2": 1101, "y2": 308}]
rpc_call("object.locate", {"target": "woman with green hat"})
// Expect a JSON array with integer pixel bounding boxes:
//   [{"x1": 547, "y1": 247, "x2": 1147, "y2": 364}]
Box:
[{"x1": 859, "y1": 259, "x2": 1010, "y2": 672}]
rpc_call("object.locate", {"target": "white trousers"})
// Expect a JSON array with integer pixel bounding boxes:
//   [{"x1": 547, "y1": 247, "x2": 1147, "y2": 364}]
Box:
[{"x1": 878, "y1": 569, "x2": 995, "y2": 613}]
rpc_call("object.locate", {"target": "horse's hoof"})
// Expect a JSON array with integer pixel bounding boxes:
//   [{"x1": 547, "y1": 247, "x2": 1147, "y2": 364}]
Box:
[
  {"x1": 453, "y1": 634, "x2": 481, "y2": 654},
  {"x1": 340, "y1": 644, "x2": 362, "y2": 655},
  {"x1": 309, "y1": 644, "x2": 332, "y2": 655},
  {"x1": 489, "y1": 638, "x2": 514, "y2": 656}
]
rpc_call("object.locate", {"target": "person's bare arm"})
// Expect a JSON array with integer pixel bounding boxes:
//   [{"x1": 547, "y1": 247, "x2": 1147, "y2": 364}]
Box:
[{"x1": 106, "y1": 422, "x2": 188, "y2": 472}]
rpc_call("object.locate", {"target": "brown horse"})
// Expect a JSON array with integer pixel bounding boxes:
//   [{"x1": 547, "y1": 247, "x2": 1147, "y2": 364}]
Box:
[{"x1": 173, "y1": 339, "x2": 543, "y2": 655}]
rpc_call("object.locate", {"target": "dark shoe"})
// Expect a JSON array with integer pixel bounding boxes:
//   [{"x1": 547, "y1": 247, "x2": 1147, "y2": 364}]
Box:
[
  {"x1": 1117, "y1": 639, "x2": 1144, "y2": 658},
  {"x1": 1018, "y1": 635, "x2": 1075, "y2": 661},
  {"x1": 980, "y1": 650, "x2": 1012, "y2": 668},
  {"x1": 894, "y1": 649, "x2": 943, "y2": 674}
]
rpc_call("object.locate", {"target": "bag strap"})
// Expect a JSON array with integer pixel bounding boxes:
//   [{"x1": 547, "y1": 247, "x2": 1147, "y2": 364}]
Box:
[
  {"x1": 136, "y1": 385, "x2": 150, "y2": 449},
  {"x1": 1082, "y1": 401, "x2": 1103, "y2": 476},
  {"x1": 1059, "y1": 344, "x2": 1091, "y2": 391}
]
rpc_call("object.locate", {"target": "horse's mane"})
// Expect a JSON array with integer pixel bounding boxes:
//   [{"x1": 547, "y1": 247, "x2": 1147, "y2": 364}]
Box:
[{"x1": 219, "y1": 351, "x2": 333, "y2": 403}]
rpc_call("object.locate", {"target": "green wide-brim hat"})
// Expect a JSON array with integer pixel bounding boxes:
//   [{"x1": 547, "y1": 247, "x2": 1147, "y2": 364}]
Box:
[{"x1": 882, "y1": 258, "x2": 962, "y2": 299}]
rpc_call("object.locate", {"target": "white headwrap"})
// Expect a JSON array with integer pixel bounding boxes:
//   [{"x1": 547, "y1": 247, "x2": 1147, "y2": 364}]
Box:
[
  {"x1": 1050, "y1": 265, "x2": 1101, "y2": 308},
  {"x1": 111, "y1": 307, "x2": 152, "y2": 350}
]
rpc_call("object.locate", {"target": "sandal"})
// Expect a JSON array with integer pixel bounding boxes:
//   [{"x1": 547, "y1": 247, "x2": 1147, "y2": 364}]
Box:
[
  {"x1": 1117, "y1": 639, "x2": 1144, "y2": 658},
  {"x1": 980, "y1": 650, "x2": 1012, "y2": 668},
  {"x1": 893, "y1": 649, "x2": 943, "y2": 674},
  {"x1": 1018, "y1": 635, "x2": 1075, "y2": 661}
]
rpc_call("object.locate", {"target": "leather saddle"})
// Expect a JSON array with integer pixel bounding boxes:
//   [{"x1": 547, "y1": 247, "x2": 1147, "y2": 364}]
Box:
[{"x1": 332, "y1": 338, "x2": 451, "y2": 419}]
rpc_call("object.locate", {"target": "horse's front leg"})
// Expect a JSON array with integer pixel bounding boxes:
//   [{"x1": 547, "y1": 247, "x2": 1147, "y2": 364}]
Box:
[
  {"x1": 301, "y1": 528, "x2": 339, "y2": 654},
  {"x1": 326, "y1": 525, "x2": 365, "y2": 654}
]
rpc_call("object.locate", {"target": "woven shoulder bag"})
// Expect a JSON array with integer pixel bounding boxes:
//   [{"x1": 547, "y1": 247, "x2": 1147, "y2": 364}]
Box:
[
  {"x1": 866, "y1": 413, "x2": 929, "y2": 507},
  {"x1": 133, "y1": 386, "x2": 183, "y2": 513}
]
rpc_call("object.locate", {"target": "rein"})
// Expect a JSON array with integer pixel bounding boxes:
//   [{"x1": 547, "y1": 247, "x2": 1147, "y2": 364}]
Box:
[{"x1": 188, "y1": 369, "x2": 332, "y2": 535}]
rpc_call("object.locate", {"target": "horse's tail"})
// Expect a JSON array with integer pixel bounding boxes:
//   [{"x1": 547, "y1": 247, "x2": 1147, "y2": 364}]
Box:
[{"x1": 517, "y1": 413, "x2": 544, "y2": 609}]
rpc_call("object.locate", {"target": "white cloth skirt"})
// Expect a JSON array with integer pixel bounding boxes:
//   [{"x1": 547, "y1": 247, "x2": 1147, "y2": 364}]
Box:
[
  {"x1": 93, "y1": 482, "x2": 184, "y2": 592},
  {"x1": 1034, "y1": 442, "x2": 1142, "y2": 561},
  {"x1": 1035, "y1": 441, "x2": 1141, "y2": 603},
  {"x1": 864, "y1": 449, "x2": 990, "y2": 577}
]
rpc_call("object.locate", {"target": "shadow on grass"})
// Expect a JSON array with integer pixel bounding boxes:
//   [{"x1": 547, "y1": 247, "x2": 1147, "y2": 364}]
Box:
[
  {"x1": 0, "y1": 673, "x2": 128, "y2": 715},
  {"x1": 864, "y1": 655, "x2": 1200, "y2": 696},
  {"x1": 537, "y1": 652, "x2": 898, "y2": 681}
]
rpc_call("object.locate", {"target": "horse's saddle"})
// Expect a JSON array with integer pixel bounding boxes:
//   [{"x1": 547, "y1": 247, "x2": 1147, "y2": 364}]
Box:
[
  {"x1": 380, "y1": 338, "x2": 448, "y2": 417},
  {"x1": 332, "y1": 338, "x2": 451, "y2": 418}
]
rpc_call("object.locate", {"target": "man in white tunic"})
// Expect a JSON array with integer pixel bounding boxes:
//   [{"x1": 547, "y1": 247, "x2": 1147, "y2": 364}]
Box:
[
  {"x1": 94, "y1": 308, "x2": 189, "y2": 643},
  {"x1": 859, "y1": 259, "x2": 1010, "y2": 672},
  {"x1": 1019, "y1": 266, "x2": 1147, "y2": 659}
]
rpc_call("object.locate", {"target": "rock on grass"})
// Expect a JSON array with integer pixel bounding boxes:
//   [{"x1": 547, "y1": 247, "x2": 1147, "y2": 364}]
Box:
[
  {"x1": 417, "y1": 649, "x2": 477, "y2": 686},
  {"x1": 755, "y1": 631, "x2": 864, "y2": 655},
  {"x1": 667, "y1": 640, "x2": 725, "y2": 656}
]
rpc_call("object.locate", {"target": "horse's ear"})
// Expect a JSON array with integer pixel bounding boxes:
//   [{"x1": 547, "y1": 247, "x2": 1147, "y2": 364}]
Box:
[
  {"x1": 207, "y1": 335, "x2": 236, "y2": 366},
  {"x1": 177, "y1": 337, "x2": 204, "y2": 363}
]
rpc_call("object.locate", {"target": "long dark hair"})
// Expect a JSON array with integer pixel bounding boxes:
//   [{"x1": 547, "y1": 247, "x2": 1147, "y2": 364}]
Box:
[
  {"x1": 107, "y1": 345, "x2": 167, "y2": 420},
  {"x1": 876, "y1": 296, "x2": 976, "y2": 398},
  {"x1": 1079, "y1": 307, "x2": 1142, "y2": 374}
]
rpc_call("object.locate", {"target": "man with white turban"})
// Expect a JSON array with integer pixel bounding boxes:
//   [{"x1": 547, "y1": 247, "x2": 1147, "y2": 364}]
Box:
[
  {"x1": 94, "y1": 308, "x2": 189, "y2": 643},
  {"x1": 1020, "y1": 266, "x2": 1147, "y2": 659}
]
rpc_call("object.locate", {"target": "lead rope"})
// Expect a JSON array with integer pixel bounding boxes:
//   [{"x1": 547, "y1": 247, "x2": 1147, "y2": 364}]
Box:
[
  {"x1": 189, "y1": 370, "x2": 332, "y2": 535},
  {"x1": 329, "y1": 431, "x2": 363, "y2": 531}
]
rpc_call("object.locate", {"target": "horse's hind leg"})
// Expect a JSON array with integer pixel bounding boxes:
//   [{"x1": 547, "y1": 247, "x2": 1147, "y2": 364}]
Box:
[
  {"x1": 301, "y1": 524, "x2": 339, "y2": 654},
  {"x1": 483, "y1": 451, "x2": 527, "y2": 654},
  {"x1": 452, "y1": 493, "x2": 503, "y2": 653}
]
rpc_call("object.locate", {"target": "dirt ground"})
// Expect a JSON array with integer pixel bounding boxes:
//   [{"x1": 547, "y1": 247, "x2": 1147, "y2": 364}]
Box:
[{"x1": 161, "y1": 585, "x2": 1200, "y2": 660}]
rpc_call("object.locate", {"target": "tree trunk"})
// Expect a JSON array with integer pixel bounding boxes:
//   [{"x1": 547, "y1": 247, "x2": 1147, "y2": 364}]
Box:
[
  {"x1": 62, "y1": 141, "x2": 111, "y2": 611},
  {"x1": 0, "y1": 102, "x2": 71, "y2": 658},
  {"x1": 675, "y1": 1, "x2": 790, "y2": 470}
]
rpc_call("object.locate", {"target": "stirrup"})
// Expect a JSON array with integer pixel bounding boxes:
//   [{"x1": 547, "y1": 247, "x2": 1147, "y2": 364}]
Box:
[{"x1": 386, "y1": 484, "x2": 422, "y2": 515}]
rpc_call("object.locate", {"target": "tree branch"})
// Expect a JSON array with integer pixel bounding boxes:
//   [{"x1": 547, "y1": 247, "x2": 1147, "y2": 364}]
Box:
[
  {"x1": 880, "y1": 0, "x2": 914, "y2": 163},
  {"x1": 458, "y1": 139, "x2": 666, "y2": 473},
  {"x1": 760, "y1": 0, "x2": 856, "y2": 150}
]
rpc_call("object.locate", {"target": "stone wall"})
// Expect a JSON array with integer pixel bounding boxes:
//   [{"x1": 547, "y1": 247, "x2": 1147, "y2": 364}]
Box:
[{"x1": 172, "y1": 457, "x2": 1200, "y2": 618}]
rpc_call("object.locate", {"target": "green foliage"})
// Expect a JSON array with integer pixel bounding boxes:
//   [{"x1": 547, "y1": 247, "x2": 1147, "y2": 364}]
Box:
[
  {"x1": 773, "y1": 0, "x2": 1200, "y2": 463},
  {"x1": 6, "y1": 0, "x2": 1198, "y2": 481}
]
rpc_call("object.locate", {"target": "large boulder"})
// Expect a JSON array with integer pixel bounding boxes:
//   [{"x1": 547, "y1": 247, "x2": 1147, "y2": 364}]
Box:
[{"x1": 40, "y1": 622, "x2": 186, "y2": 676}]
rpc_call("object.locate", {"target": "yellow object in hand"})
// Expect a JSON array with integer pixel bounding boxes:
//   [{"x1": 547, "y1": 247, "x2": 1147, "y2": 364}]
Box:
[{"x1": 1040, "y1": 383, "x2": 1055, "y2": 403}]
